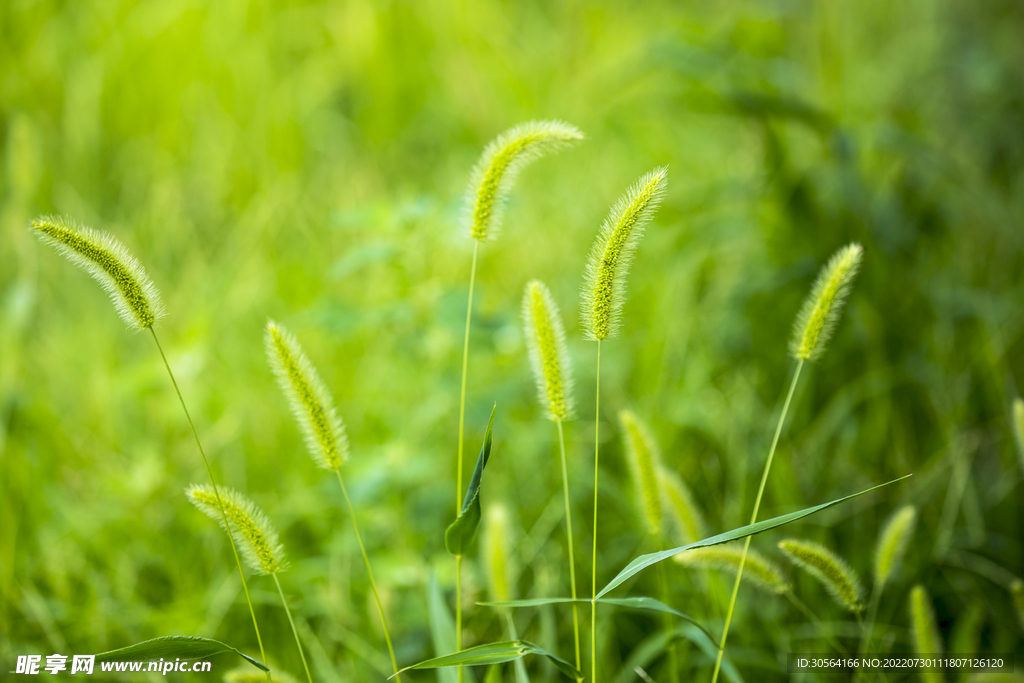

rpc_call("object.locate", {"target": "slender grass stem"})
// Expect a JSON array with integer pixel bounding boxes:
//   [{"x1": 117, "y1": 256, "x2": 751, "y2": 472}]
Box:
[
  {"x1": 455, "y1": 240, "x2": 479, "y2": 683},
  {"x1": 273, "y1": 572, "x2": 313, "y2": 683},
  {"x1": 590, "y1": 340, "x2": 602, "y2": 683},
  {"x1": 150, "y1": 328, "x2": 270, "y2": 681},
  {"x1": 785, "y1": 592, "x2": 848, "y2": 655},
  {"x1": 334, "y1": 471, "x2": 401, "y2": 682},
  {"x1": 711, "y1": 358, "x2": 804, "y2": 683},
  {"x1": 556, "y1": 419, "x2": 582, "y2": 677}
]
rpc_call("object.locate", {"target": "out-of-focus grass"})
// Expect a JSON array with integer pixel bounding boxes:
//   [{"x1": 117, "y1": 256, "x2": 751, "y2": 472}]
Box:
[{"x1": 2, "y1": 1, "x2": 1022, "y2": 680}]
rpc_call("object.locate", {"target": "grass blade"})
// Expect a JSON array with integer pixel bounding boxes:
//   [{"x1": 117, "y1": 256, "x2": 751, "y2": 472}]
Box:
[
  {"x1": 446, "y1": 405, "x2": 497, "y2": 556},
  {"x1": 393, "y1": 641, "x2": 579, "y2": 680},
  {"x1": 597, "y1": 475, "x2": 911, "y2": 598},
  {"x1": 94, "y1": 636, "x2": 269, "y2": 671}
]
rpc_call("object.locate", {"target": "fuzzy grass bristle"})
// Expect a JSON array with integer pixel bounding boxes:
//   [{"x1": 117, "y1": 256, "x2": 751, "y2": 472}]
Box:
[
  {"x1": 582, "y1": 167, "x2": 668, "y2": 341},
  {"x1": 465, "y1": 120, "x2": 583, "y2": 242},
  {"x1": 266, "y1": 321, "x2": 348, "y2": 470},
  {"x1": 874, "y1": 505, "x2": 917, "y2": 589},
  {"x1": 482, "y1": 504, "x2": 513, "y2": 603},
  {"x1": 675, "y1": 543, "x2": 790, "y2": 595},
  {"x1": 187, "y1": 484, "x2": 287, "y2": 575},
  {"x1": 31, "y1": 215, "x2": 164, "y2": 330},
  {"x1": 660, "y1": 468, "x2": 704, "y2": 545},
  {"x1": 618, "y1": 410, "x2": 664, "y2": 538},
  {"x1": 778, "y1": 538, "x2": 864, "y2": 612},
  {"x1": 522, "y1": 280, "x2": 574, "y2": 422},
  {"x1": 909, "y1": 585, "x2": 943, "y2": 682},
  {"x1": 789, "y1": 243, "x2": 863, "y2": 361}
]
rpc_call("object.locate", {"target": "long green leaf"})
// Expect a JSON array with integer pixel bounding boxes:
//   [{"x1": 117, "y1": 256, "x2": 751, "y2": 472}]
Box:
[
  {"x1": 93, "y1": 636, "x2": 268, "y2": 671},
  {"x1": 479, "y1": 596, "x2": 714, "y2": 642},
  {"x1": 445, "y1": 405, "x2": 496, "y2": 556},
  {"x1": 393, "y1": 640, "x2": 579, "y2": 680},
  {"x1": 597, "y1": 475, "x2": 911, "y2": 598}
]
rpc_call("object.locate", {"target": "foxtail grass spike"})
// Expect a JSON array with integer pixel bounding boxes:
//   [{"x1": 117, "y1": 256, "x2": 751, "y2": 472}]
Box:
[
  {"x1": 187, "y1": 484, "x2": 287, "y2": 576},
  {"x1": 266, "y1": 321, "x2": 348, "y2": 470},
  {"x1": 675, "y1": 544, "x2": 791, "y2": 595},
  {"x1": 789, "y1": 243, "x2": 863, "y2": 361},
  {"x1": 909, "y1": 585, "x2": 943, "y2": 682},
  {"x1": 619, "y1": 410, "x2": 663, "y2": 538},
  {"x1": 31, "y1": 215, "x2": 164, "y2": 330},
  {"x1": 582, "y1": 168, "x2": 668, "y2": 341},
  {"x1": 482, "y1": 504, "x2": 513, "y2": 604},
  {"x1": 874, "y1": 505, "x2": 917, "y2": 589},
  {"x1": 465, "y1": 120, "x2": 583, "y2": 242},
  {"x1": 779, "y1": 539, "x2": 864, "y2": 612},
  {"x1": 522, "y1": 280, "x2": 575, "y2": 422},
  {"x1": 1013, "y1": 398, "x2": 1024, "y2": 471},
  {"x1": 660, "y1": 468, "x2": 705, "y2": 545},
  {"x1": 1011, "y1": 579, "x2": 1024, "y2": 631}
]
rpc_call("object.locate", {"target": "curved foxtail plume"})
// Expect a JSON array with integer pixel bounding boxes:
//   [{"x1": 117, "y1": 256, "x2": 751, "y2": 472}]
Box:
[
  {"x1": 909, "y1": 585, "x2": 943, "y2": 683},
  {"x1": 779, "y1": 539, "x2": 864, "y2": 613},
  {"x1": 790, "y1": 243, "x2": 863, "y2": 361},
  {"x1": 874, "y1": 505, "x2": 917, "y2": 589},
  {"x1": 660, "y1": 468, "x2": 705, "y2": 545},
  {"x1": 522, "y1": 280, "x2": 575, "y2": 422},
  {"x1": 581, "y1": 167, "x2": 668, "y2": 341},
  {"x1": 465, "y1": 120, "x2": 583, "y2": 242},
  {"x1": 265, "y1": 321, "x2": 349, "y2": 470},
  {"x1": 187, "y1": 485, "x2": 287, "y2": 576},
  {"x1": 30, "y1": 215, "x2": 164, "y2": 330},
  {"x1": 618, "y1": 410, "x2": 664, "y2": 539},
  {"x1": 675, "y1": 544, "x2": 791, "y2": 595}
]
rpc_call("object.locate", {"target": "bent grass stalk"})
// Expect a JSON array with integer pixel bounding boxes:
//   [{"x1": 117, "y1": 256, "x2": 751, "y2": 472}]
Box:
[
  {"x1": 265, "y1": 322, "x2": 400, "y2": 681},
  {"x1": 458, "y1": 122, "x2": 582, "y2": 680},
  {"x1": 581, "y1": 168, "x2": 668, "y2": 683},
  {"x1": 30, "y1": 216, "x2": 270, "y2": 679}
]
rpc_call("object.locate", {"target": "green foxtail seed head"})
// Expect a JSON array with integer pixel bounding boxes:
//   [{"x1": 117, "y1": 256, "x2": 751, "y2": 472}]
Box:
[
  {"x1": 522, "y1": 280, "x2": 574, "y2": 422},
  {"x1": 675, "y1": 543, "x2": 791, "y2": 595},
  {"x1": 31, "y1": 215, "x2": 164, "y2": 330},
  {"x1": 1011, "y1": 579, "x2": 1024, "y2": 632},
  {"x1": 187, "y1": 484, "x2": 287, "y2": 575},
  {"x1": 619, "y1": 410, "x2": 663, "y2": 538},
  {"x1": 582, "y1": 167, "x2": 668, "y2": 341},
  {"x1": 660, "y1": 467, "x2": 704, "y2": 545},
  {"x1": 789, "y1": 243, "x2": 863, "y2": 361},
  {"x1": 909, "y1": 584, "x2": 943, "y2": 681},
  {"x1": 266, "y1": 321, "x2": 349, "y2": 470},
  {"x1": 778, "y1": 538, "x2": 864, "y2": 612},
  {"x1": 465, "y1": 120, "x2": 583, "y2": 241},
  {"x1": 482, "y1": 503, "x2": 512, "y2": 603},
  {"x1": 1012, "y1": 398, "x2": 1024, "y2": 470},
  {"x1": 874, "y1": 505, "x2": 917, "y2": 589}
]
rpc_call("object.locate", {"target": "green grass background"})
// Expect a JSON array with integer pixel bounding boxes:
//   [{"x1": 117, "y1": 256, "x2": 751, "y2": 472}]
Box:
[{"x1": 2, "y1": 0, "x2": 1022, "y2": 680}]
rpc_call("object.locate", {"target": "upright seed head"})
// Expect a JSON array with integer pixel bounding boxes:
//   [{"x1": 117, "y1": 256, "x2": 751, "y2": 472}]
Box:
[
  {"x1": 675, "y1": 543, "x2": 791, "y2": 595},
  {"x1": 266, "y1": 321, "x2": 348, "y2": 470},
  {"x1": 187, "y1": 484, "x2": 287, "y2": 575},
  {"x1": 874, "y1": 505, "x2": 917, "y2": 589},
  {"x1": 619, "y1": 410, "x2": 663, "y2": 538},
  {"x1": 522, "y1": 280, "x2": 574, "y2": 422},
  {"x1": 778, "y1": 538, "x2": 864, "y2": 612},
  {"x1": 1011, "y1": 579, "x2": 1024, "y2": 632},
  {"x1": 482, "y1": 504, "x2": 513, "y2": 603},
  {"x1": 1012, "y1": 398, "x2": 1024, "y2": 470},
  {"x1": 465, "y1": 120, "x2": 583, "y2": 242},
  {"x1": 909, "y1": 585, "x2": 943, "y2": 672},
  {"x1": 660, "y1": 467, "x2": 705, "y2": 545},
  {"x1": 30, "y1": 215, "x2": 164, "y2": 330},
  {"x1": 582, "y1": 167, "x2": 668, "y2": 341},
  {"x1": 789, "y1": 243, "x2": 864, "y2": 361}
]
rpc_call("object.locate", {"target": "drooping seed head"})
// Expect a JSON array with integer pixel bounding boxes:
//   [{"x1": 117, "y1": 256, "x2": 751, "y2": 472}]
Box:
[
  {"x1": 675, "y1": 543, "x2": 791, "y2": 595},
  {"x1": 482, "y1": 503, "x2": 513, "y2": 603},
  {"x1": 1011, "y1": 579, "x2": 1024, "y2": 632},
  {"x1": 909, "y1": 585, "x2": 943, "y2": 675},
  {"x1": 582, "y1": 167, "x2": 668, "y2": 341},
  {"x1": 874, "y1": 505, "x2": 917, "y2": 589},
  {"x1": 31, "y1": 215, "x2": 164, "y2": 330},
  {"x1": 266, "y1": 321, "x2": 349, "y2": 470},
  {"x1": 522, "y1": 280, "x2": 574, "y2": 422},
  {"x1": 187, "y1": 484, "x2": 287, "y2": 575},
  {"x1": 660, "y1": 467, "x2": 705, "y2": 545},
  {"x1": 789, "y1": 243, "x2": 863, "y2": 361},
  {"x1": 778, "y1": 538, "x2": 864, "y2": 612},
  {"x1": 619, "y1": 410, "x2": 663, "y2": 538},
  {"x1": 1012, "y1": 398, "x2": 1024, "y2": 470},
  {"x1": 465, "y1": 120, "x2": 583, "y2": 241}
]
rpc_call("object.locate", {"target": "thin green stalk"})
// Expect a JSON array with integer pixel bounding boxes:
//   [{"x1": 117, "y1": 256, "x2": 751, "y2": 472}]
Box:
[
  {"x1": 556, "y1": 419, "x2": 582, "y2": 677},
  {"x1": 711, "y1": 358, "x2": 804, "y2": 683},
  {"x1": 273, "y1": 572, "x2": 313, "y2": 683},
  {"x1": 590, "y1": 340, "x2": 602, "y2": 683},
  {"x1": 858, "y1": 587, "x2": 882, "y2": 661},
  {"x1": 335, "y1": 470, "x2": 401, "y2": 682},
  {"x1": 786, "y1": 592, "x2": 848, "y2": 655},
  {"x1": 150, "y1": 328, "x2": 270, "y2": 681},
  {"x1": 456, "y1": 240, "x2": 479, "y2": 683}
]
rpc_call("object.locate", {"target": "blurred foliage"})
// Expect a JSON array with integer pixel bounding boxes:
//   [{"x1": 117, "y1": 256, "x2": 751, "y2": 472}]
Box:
[{"x1": 2, "y1": 0, "x2": 1023, "y2": 681}]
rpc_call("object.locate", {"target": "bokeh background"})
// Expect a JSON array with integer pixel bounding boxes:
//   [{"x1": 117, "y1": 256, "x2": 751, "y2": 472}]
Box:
[{"x1": 2, "y1": 0, "x2": 1023, "y2": 681}]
